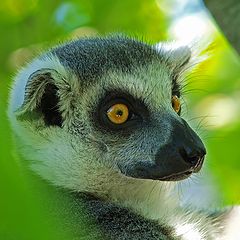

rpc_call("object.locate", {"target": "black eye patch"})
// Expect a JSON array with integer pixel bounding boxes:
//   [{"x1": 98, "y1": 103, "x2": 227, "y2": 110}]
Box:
[
  {"x1": 95, "y1": 90, "x2": 149, "y2": 132},
  {"x1": 171, "y1": 76, "x2": 181, "y2": 98}
]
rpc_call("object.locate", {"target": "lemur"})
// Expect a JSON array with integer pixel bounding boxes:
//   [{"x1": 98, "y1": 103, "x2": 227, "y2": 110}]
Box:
[{"x1": 8, "y1": 35, "x2": 240, "y2": 239}]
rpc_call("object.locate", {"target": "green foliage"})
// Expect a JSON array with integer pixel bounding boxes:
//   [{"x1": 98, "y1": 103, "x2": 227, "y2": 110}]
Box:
[
  {"x1": 0, "y1": 102, "x2": 59, "y2": 240},
  {"x1": 0, "y1": 0, "x2": 240, "y2": 239}
]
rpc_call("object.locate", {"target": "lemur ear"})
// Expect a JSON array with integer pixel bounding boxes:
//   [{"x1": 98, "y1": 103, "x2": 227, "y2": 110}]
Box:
[
  {"x1": 155, "y1": 43, "x2": 191, "y2": 73},
  {"x1": 17, "y1": 68, "x2": 63, "y2": 127}
]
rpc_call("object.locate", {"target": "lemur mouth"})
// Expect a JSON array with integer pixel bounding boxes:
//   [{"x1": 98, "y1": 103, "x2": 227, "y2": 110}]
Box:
[
  {"x1": 157, "y1": 170, "x2": 193, "y2": 181},
  {"x1": 119, "y1": 156, "x2": 205, "y2": 182},
  {"x1": 157, "y1": 156, "x2": 204, "y2": 181}
]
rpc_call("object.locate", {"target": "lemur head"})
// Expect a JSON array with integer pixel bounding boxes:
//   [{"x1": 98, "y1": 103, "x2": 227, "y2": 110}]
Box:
[{"x1": 9, "y1": 35, "x2": 206, "y2": 198}]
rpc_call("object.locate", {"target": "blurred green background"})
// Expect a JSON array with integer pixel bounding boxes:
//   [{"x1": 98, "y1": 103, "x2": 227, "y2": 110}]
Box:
[{"x1": 0, "y1": 0, "x2": 240, "y2": 239}]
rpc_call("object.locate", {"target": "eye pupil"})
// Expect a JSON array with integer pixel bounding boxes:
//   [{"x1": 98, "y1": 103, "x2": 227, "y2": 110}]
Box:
[{"x1": 116, "y1": 110, "x2": 123, "y2": 116}]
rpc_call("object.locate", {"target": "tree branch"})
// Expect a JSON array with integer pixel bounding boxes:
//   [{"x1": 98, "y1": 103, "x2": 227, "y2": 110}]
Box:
[{"x1": 203, "y1": 0, "x2": 240, "y2": 54}]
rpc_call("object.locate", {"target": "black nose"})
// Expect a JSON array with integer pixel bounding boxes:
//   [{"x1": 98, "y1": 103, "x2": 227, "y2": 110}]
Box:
[
  {"x1": 179, "y1": 147, "x2": 206, "y2": 168},
  {"x1": 175, "y1": 119, "x2": 206, "y2": 170}
]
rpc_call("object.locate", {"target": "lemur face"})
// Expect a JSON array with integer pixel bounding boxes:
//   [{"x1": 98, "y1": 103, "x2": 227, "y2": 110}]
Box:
[{"x1": 9, "y1": 36, "x2": 206, "y2": 192}]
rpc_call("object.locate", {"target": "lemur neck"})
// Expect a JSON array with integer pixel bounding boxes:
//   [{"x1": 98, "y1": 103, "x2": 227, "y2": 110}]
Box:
[
  {"x1": 96, "y1": 173, "x2": 217, "y2": 239},
  {"x1": 95, "y1": 170, "x2": 178, "y2": 220}
]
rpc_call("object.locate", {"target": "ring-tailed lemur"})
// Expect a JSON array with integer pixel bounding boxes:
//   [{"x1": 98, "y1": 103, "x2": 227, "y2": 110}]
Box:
[{"x1": 8, "y1": 35, "x2": 240, "y2": 240}]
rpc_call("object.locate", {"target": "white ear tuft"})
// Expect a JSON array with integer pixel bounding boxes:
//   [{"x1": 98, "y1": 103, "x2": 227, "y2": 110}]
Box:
[
  {"x1": 155, "y1": 39, "x2": 212, "y2": 76},
  {"x1": 155, "y1": 42, "x2": 191, "y2": 70},
  {"x1": 155, "y1": 42, "x2": 191, "y2": 72}
]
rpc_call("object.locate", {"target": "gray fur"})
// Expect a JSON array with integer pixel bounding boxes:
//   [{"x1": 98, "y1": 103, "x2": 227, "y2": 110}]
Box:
[
  {"x1": 50, "y1": 36, "x2": 162, "y2": 83},
  {"x1": 8, "y1": 35, "x2": 240, "y2": 240}
]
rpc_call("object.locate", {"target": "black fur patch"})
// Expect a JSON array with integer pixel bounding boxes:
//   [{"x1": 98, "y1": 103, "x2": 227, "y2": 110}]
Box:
[
  {"x1": 71, "y1": 192, "x2": 177, "y2": 240},
  {"x1": 39, "y1": 83, "x2": 62, "y2": 127}
]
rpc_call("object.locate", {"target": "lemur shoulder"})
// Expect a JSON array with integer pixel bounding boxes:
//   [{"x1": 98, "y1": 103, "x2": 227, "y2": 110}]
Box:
[{"x1": 8, "y1": 35, "x2": 240, "y2": 240}]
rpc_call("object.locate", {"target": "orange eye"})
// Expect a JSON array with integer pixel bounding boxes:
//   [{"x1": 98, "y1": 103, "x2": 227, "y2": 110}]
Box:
[
  {"x1": 107, "y1": 103, "x2": 129, "y2": 124},
  {"x1": 172, "y1": 95, "x2": 181, "y2": 113}
]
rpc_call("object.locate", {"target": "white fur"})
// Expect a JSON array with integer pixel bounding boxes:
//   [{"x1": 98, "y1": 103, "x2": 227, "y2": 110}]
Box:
[{"x1": 222, "y1": 206, "x2": 240, "y2": 240}]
